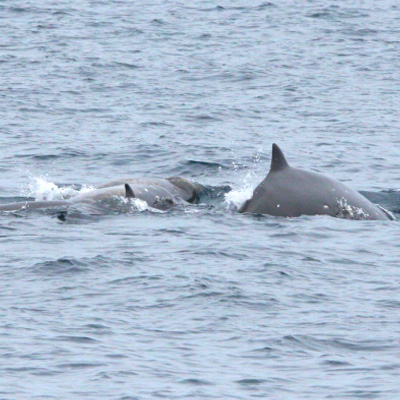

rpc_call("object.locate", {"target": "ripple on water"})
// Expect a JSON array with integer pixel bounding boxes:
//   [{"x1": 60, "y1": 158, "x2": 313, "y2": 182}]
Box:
[
  {"x1": 2, "y1": 1, "x2": 400, "y2": 399},
  {"x1": 29, "y1": 255, "x2": 112, "y2": 276}
]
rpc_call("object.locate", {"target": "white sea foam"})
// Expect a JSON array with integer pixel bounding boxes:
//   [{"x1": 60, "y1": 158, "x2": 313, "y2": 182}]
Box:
[
  {"x1": 224, "y1": 185, "x2": 254, "y2": 210},
  {"x1": 24, "y1": 176, "x2": 93, "y2": 201},
  {"x1": 224, "y1": 170, "x2": 260, "y2": 211}
]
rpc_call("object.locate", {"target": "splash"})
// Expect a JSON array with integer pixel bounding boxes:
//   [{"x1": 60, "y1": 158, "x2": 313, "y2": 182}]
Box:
[
  {"x1": 23, "y1": 176, "x2": 93, "y2": 201},
  {"x1": 224, "y1": 150, "x2": 267, "y2": 211},
  {"x1": 224, "y1": 171, "x2": 258, "y2": 211},
  {"x1": 224, "y1": 185, "x2": 253, "y2": 211}
]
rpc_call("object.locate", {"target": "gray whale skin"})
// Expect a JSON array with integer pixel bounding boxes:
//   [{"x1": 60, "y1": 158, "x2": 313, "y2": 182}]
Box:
[
  {"x1": 239, "y1": 144, "x2": 392, "y2": 220},
  {"x1": 0, "y1": 176, "x2": 201, "y2": 212}
]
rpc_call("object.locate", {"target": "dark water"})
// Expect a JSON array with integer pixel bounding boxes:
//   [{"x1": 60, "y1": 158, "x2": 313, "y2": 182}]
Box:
[{"x1": 1, "y1": 1, "x2": 400, "y2": 399}]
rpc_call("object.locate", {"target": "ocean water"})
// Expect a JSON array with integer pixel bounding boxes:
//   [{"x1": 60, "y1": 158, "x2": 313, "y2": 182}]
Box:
[{"x1": 1, "y1": 1, "x2": 400, "y2": 399}]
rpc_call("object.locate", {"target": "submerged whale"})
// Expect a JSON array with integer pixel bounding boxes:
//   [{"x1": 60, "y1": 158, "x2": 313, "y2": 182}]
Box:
[
  {"x1": 0, "y1": 176, "x2": 202, "y2": 212},
  {"x1": 239, "y1": 144, "x2": 392, "y2": 220}
]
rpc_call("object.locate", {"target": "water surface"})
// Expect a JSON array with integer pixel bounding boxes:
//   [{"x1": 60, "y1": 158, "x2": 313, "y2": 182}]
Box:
[{"x1": 1, "y1": 1, "x2": 400, "y2": 399}]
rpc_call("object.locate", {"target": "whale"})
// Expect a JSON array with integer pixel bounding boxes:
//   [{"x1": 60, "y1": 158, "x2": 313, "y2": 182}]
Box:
[
  {"x1": 0, "y1": 176, "x2": 202, "y2": 212},
  {"x1": 239, "y1": 144, "x2": 392, "y2": 220}
]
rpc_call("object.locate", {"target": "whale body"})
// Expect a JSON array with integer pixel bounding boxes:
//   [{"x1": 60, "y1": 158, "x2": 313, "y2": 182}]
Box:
[
  {"x1": 239, "y1": 144, "x2": 392, "y2": 220},
  {"x1": 0, "y1": 176, "x2": 202, "y2": 212}
]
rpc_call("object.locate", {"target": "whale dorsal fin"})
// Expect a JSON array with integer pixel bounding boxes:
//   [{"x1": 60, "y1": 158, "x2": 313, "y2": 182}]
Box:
[
  {"x1": 125, "y1": 184, "x2": 135, "y2": 198},
  {"x1": 270, "y1": 143, "x2": 289, "y2": 172}
]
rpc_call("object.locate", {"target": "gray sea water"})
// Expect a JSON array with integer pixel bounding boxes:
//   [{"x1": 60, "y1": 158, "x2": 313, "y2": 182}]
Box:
[{"x1": 1, "y1": 1, "x2": 400, "y2": 399}]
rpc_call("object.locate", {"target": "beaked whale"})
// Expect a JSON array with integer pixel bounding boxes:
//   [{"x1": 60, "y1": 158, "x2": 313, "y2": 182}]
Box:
[
  {"x1": 0, "y1": 176, "x2": 202, "y2": 212},
  {"x1": 239, "y1": 144, "x2": 392, "y2": 220}
]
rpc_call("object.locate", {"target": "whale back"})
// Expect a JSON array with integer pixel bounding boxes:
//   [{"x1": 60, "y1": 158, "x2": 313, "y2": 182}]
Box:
[
  {"x1": 0, "y1": 200, "x2": 69, "y2": 212},
  {"x1": 240, "y1": 144, "x2": 390, "y2": 220},
  {"x1": 0, "y1": 177, "x2": 203, "y2": 213},
  {"x1": 97, "y1": 176, "x2": 202, "y2": 204}
]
